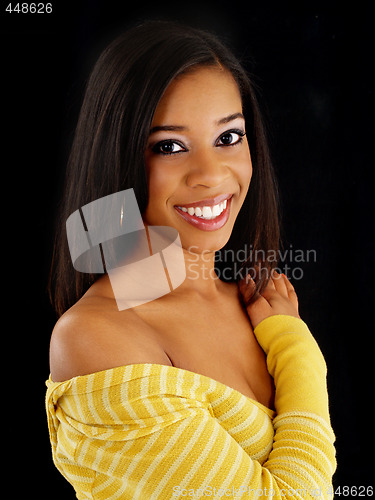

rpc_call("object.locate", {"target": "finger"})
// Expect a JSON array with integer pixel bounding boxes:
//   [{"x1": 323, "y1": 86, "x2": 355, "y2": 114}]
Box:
[
  {"x1": 244, "y1": 277, "x2": 272, "y2": 323},
  {"x1": 247, "y1": 288, "x2": 263, "y2": 305},
  {"x1": 282, "y1": 274, "x2": 299, "y2": 308},
  {"x1": 260, "y1": 274, "x2": 277, "y2": 302},
  {"x1": 264, "y1": 274, "x2": 276, "y2": 290},
  {"x1": 238, "y1": 273, "x2": 256, "y2": 290},
  {"x1": 238, "y1": 274, "x2": 257, "y2": 305},
  {"x1": 271, "y1": 270, "x2": 289, "y2": 298}
]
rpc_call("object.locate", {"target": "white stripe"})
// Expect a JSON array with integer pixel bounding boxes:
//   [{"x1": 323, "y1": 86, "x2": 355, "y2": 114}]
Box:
[
  {"x1": 71, "y1": 391, "x2": 86, "y2": 427},
  {"x1": 58, "y1": 426, "x2": 79, "y2": 459},
  {"x1": 274, "y1": 415, "x2": 329, "y2": 438},
  {"x1": 216, "y1": 443, "x2": 244, "y2": 491},
  {"x1": 216, "y1": 395, "x2": 247, "y2": 423},
  {"x1": 196, "y1": 428, "x2": 242, "y2": 490},
  {"x1": 59, "y1": 391, "x2": 75, "y2": 420},
  {"x1": 207, "y1": 377, "x2": 217, "y2": 398},
  {"x1": 74, "y1": 436, "x2": 91, "y2": 466},
  {"x1": 275, "y1": 435, "x2": 335, "y2": 475},
  {"x1": 176, "y1": 368, "x2": 186, "y2": 396},
  {"x1": 55, "y1": 436, "x2": 74, "y2": 463},
  {"x1": 107, "y1": 440, "x2": 135, "y2": 476},
  {"x1": 176, "y1": 420, "x2": 221, "y2": 490},
  {"x1": 63, "y1": 471, "x2": 94, "y2": 484},
  {"x1": 83, "y1": 378, "x2": 117, "y2": 440},
  {"x1": 271, "y1": 466, "x2": 320, "y2": 498},
  {"x1": 229, "y1": 404, "x2": 259, "y2": 435},
  {"x1": 101, "y1": 370, "x2": 123, "y2": 423},
  {"x1": 190, "y1": 373, "x2": 201, "y2": 400},
  {"x1": 91, "y1": 441, "x2": 135, "y2": 498},
  {"x1": 274, "y1": 412, "x2": 334, "y2": 440},
  {"x1": 95, "y1": 474, "x2": 130, "y2": 500},
  {"x1": 86, "y1": 375, "x2": 103, "y2": 423},
  {"x1": 140, "y1": 365, "x2": 159, "y2": 418},
  {"x1": 209, "y1": 385, "x2": 233, "y2": 408},
  {"x1": 140, "y1": 367, "x2": 177, "y2": 430},
  {"x1": 120, "y1": 368, "x2": 143, "y2": 424},
  {"x1": 134, "y1": 413, "x2": 197, "y2": 499},
  {"x1": 252, "y1": 438, "x2": 273, "y2": 462},
  {"x1": 160, "y1": 365, "x2": 168, "y2": 394},
  {"x1": 91, "y1": 440, "x2": 112, "y2": 474},
  {"x1": 106, "y1": 425, "x2": 162, "y2": 500},
  {"x1": 159, "y1": 365, "x2": 176, "y2": 413},
  {"x1": 276, "y1": 455, "x2": 332, "y2": 493},
  {"x1": 152, "y1": 413, "x2": 210, "y2": 498},
  {"x1": 241, "y1": 415, "x2": 269, "y2": 448}
]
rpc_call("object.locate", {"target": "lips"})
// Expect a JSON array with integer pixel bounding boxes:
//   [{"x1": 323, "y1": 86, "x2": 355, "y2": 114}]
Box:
[{"x1": 174, "y1": 194, "x2": 233, "y2": 231}]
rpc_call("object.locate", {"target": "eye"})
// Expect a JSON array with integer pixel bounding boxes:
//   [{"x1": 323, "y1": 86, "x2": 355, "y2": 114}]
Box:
[
  {"x1": 152, "y1": 140, "x2": 186, "y2": 155},
  {"x1": 216, "y1": 129, "x2": 246, "y2": 147}
]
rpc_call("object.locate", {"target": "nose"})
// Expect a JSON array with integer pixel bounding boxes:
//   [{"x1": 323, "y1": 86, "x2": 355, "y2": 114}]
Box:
[{"x1": 185, "y1": 148, "x2": 232, "y2": 189}]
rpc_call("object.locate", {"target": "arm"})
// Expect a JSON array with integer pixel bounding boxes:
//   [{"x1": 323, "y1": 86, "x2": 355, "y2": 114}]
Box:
[
  {"x1": 241, "y1": 272, "x2": 336, "y2": 492},
  {"x1": 241, "y1": 272, "x2": 330, "y2": 417}
]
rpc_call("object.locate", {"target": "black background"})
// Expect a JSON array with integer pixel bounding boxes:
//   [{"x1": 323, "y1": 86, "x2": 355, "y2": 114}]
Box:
[{"x1": 2, "y1": 0, "x2": 373, "y2": 497}]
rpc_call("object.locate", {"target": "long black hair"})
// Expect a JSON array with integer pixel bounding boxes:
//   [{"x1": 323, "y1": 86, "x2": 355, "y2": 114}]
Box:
[{"x1": 49, "y1": 20, "x2": 280, "y2": 316}]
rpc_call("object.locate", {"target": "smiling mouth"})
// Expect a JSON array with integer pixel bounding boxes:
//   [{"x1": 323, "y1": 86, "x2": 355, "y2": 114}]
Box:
[
  {"x1": 177, "y1": 198, "x2": 228, "y2": 219},
  {"x1": 174, "y1": 194, "x2": 233, "y2": 231}
]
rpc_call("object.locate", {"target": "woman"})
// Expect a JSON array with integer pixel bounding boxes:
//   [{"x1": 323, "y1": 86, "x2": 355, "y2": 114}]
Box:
[{"x1": 46, "y1": 21, "x2": 336, "y2": 499}]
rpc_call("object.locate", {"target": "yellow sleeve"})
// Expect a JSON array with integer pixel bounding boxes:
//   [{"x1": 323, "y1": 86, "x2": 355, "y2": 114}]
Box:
[
  {"x1": 253, "y1": 315, "x2": 336, "y2": 497},
  {"x1": 253, "y1": 314, "x2": 330, "y2": 418},
  {"x1": 47, "y1": 315, "x2": 336, "y2": 499}
]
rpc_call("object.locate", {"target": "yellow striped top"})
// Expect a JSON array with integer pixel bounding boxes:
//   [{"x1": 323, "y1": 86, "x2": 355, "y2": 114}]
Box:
[{"x1": 46, "y1": 315, "x2": 336, "y2": 499}]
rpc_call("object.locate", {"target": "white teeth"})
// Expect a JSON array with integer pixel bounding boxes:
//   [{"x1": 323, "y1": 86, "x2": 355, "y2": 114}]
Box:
[
  {"x1": 212, "y1": 204, "x2": 221, "y2": 217},
  {"x1": 202, "y1": 206, "x2": 212, "y2": 218},
  {"x1": 178, "y1": 199, "x2": 229, "y2": 220}
]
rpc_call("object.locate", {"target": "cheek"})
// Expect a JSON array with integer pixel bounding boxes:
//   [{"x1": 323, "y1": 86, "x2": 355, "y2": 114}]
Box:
[
  {"x1": 144, "y1": 159, "x2": 180, "y2": 216},
  {"x1": 145, "y1": 160, "x2": 165, "y2": 202},
  {"x1": 146, "y1": 168, "x2": 162, "y2": 208}
]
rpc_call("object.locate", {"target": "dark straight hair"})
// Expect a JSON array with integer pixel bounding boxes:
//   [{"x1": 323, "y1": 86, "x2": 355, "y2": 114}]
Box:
[{"x1": 49, "y1": 20, "x2": 280, "y2": 317}]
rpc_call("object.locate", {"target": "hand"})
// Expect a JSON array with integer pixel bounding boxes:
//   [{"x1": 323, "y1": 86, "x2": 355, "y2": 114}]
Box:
[{"x1": 239, "y1": 271, "x2": 300, "y2": 329}]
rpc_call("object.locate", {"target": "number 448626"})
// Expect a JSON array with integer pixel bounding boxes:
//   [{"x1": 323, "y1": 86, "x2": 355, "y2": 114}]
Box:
[
  {"x1": 5, "y1": 3, "x2": 52, "y2": 13},
  {"x1": 328, "y1": 485, "x2": 373, "y2": 496}
]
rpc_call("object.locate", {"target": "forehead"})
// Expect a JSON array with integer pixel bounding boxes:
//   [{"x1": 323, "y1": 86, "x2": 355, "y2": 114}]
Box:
[{"x1": 152, "y1": 66, "x2": 243, "y2": 125}]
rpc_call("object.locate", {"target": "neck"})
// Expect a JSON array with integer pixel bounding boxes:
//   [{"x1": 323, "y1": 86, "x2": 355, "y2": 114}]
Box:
[
  {"x1": 143, "y1": 224, "x2": 228, "y2": 299},
  {"x1": 176, "y1": 246, "x2": 226, "y2": 298}
]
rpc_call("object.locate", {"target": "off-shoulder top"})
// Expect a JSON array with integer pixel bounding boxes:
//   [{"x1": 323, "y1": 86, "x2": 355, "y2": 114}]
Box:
[{"x1": 45, "y1": 315, "x2": 336, "y2": 499}]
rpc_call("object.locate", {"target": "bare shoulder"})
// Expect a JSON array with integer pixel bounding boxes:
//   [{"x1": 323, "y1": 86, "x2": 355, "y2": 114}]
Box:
[{"x1": 49, "y1": 292, "x2": 172, "y2": 382}]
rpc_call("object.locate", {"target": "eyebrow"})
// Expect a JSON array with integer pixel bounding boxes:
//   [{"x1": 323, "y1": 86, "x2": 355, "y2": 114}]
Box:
[
  {"x1": 216, "y1": 112, "x2": 245, "y2": 125},
  {"x1": 149, "y1": 125, "x2": 186, "y2": 135},
  {"x1": 149, "y1": 112, "x2": 245, "y2": 135}
]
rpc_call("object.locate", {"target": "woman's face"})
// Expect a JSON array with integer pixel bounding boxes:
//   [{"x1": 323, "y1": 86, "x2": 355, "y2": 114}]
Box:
[{"x1": 143, "y1": 66, "x2": 252, "y2": 254}]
